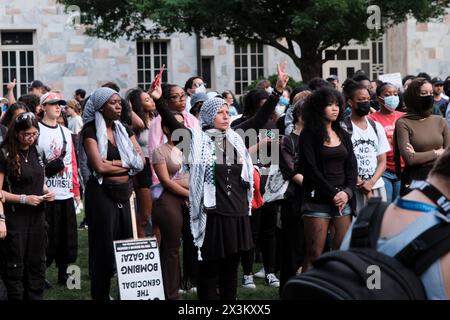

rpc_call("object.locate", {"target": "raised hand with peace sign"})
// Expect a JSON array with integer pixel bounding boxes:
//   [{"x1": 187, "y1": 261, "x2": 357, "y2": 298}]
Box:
[{"x1": 275, "y1": 62, "x2": 290, "y2": 93}]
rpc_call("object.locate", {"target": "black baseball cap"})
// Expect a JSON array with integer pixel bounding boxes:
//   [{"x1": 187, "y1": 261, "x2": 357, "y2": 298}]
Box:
[
  {"x1": 431, "y1": 77, "x2": 444, "y2": 85},
  {"x1": 29, "y1": 80, "x2": 45, "y2": 90}
]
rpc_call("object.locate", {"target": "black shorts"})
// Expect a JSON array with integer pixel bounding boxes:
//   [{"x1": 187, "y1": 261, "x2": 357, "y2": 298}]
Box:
[{"x1": 133, "y1": 157, "x2": 152, "y2": 189}]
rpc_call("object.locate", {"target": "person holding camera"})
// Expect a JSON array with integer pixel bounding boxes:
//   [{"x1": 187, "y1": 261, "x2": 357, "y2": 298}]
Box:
[
  {"x1": 0, "y1": 112, "x2": 55, "y2": 300},
  {"x1": 37, "y1": 92, "x2": 80, "y2": 287}
]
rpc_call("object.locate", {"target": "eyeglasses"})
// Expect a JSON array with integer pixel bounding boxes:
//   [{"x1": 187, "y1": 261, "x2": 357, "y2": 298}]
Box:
[
  {"x1": 15, "y1": 112, "x2": 36, "y2": 123},
  {"x1": 21, "y1": 131, "x2": 40, "y2": 139},
  {"x1": 169, "y1": 93, "x2": 187, "y2": 101},
  {"x1": 193, "y1": 82, "x2": 206, "y2": 88}
]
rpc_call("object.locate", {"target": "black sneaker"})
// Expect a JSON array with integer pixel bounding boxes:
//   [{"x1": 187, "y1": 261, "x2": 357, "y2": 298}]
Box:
[{"x1": 78, "y1": 220, "x2": 88, "y2": 230}]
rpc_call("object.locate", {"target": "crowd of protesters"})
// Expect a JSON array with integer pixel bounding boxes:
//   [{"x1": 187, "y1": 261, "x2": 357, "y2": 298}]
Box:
[{"x1": 0, "y1": 65, "x2": 449, "y2": 301}]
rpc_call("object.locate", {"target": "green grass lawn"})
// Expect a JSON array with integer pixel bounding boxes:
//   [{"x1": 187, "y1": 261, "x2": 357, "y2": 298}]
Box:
[{"x1": 44, "y1": 213, "x2": 279, "y2": 300}]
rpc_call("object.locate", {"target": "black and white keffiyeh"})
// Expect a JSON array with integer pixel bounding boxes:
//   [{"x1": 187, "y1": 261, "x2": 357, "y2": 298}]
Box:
[
  {"x1": 189, "y1": 97, "x2": 253, "y2": 260},
  {"x1": 89, "y1": 87, "x2": 143, "y2": 184}
]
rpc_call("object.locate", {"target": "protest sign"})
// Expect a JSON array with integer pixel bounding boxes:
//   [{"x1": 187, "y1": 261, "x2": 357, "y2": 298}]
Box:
[
  {"x1": 378, "y1": 73, "x2": 403, "y2": 91},
  {"x1": 114, "y1": 238, "x2": 165, "y2": 300},
  {"x1": 114, "y1": 193, "x2": 165, "y2": 300}
]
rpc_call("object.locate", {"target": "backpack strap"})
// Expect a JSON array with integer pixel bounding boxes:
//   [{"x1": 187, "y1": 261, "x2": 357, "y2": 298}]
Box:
[
  {"x1": 367, "y1": 118, "x2": 378, "y2": 136},
  {"x1": 341, "y1": 116, "x2": 353, "y2": 135},
  {"x1": 35, "y1": 145, "x2": 46, "y2": 166},
  {"x1": 350, "y1": 197, "x2": 389, "y2": 249},
  {"x1": 58, "y1": 124, "x2": 68, "y2": 159},
  {"x1": 341, "y1": 116, "x2": 378, "y2": 136},
  {"x1": 411, "y1": 180, "x2": 450, "y2": 214},
  {"x1": 395, "y1": 223, "x2": 450, "y2": 275}
]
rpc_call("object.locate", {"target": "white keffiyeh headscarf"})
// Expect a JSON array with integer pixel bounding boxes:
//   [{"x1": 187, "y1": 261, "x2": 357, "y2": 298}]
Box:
[
  {"x1": 188, "y1": 97, "x2": 254, "y2": 260},
  {"x1": 89, "y1": 87, "x2": 143, "y2": 184}
]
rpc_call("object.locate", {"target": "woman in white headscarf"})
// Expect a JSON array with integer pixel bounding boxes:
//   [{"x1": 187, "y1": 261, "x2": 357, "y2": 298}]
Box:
[
  {"x1": 149, "y1": 64, "x2": 289, "y2": 300},
  {"x1": 81, "y1": 87, "x2": 144, "y2": 300}
]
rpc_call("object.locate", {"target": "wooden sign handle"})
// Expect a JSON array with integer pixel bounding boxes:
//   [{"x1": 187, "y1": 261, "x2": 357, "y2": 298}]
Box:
[{"x1": 130, "y1": 192, "x2": 138, "y2": 240}]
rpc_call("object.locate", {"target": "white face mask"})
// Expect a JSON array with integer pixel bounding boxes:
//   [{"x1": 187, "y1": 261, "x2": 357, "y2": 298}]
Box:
[
  {"x1": 275, "y1": 105, "x2": 286, "y2": 115},
  {"x1": 195, "y1": 84, "x2": 206, "y2": 94}
]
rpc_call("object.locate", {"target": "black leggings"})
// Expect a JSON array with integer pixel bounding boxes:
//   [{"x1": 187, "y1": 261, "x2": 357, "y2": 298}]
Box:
[
  {"x1": 45, "y1": 198, "x2": 78, "y2": 271},
  {"x1": 1, "y1": 209, "x2": 46, "y2": 300},
  {"x1": 85, "y1": 178, "x2": 132, "y2": 300},
  {"x1": 241, "y1": 202, "x2": 279, "y2": 275},
  {"x1": 197, "y1": 253, "x2": 240, "y2": 300}
]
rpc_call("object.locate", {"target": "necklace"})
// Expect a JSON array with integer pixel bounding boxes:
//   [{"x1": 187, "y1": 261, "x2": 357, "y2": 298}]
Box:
[{"x1": 19, "y1": 149, "x2": 30, "y2": 163}]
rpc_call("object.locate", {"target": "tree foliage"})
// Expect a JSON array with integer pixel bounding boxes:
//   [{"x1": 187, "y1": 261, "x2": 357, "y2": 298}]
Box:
[{"x1": 59, "y1": 0, "x2": 450, "y2": 81}]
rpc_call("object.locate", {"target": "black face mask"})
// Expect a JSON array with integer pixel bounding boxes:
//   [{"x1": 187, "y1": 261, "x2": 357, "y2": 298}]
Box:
[
  {"x1": 354, "y1": 101, "x2": 371, "y2": 117},
  {"x1": 419, "y1": 95, "x2": 434, "y2": 113}
]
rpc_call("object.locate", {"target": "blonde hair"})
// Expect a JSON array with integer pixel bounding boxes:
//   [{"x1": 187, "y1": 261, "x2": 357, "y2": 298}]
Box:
[{"x1": 66, "y1": 99, "x2": 82, "y2": 115}]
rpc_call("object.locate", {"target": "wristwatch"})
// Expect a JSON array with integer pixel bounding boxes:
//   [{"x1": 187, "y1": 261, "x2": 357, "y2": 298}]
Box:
[{"x1": 0, "y1": 213, "x2": 6, "y2": 220}]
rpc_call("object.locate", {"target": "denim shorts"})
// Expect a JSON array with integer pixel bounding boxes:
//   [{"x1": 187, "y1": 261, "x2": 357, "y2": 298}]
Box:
[{"x1": 303, "y1": 204, "x2": 352, "y2": 219}]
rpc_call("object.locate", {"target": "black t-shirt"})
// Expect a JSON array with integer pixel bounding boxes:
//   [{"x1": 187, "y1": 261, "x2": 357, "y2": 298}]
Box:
[
  {"x1": 82, "y1": 121, "x2": 134, "y2": 177},
  {"x1": 0, "y1": 146, "x2": 45, "y2": 212}
]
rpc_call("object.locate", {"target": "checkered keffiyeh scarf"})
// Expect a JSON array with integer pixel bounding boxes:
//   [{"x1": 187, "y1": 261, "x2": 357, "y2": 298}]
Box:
[
  {"x1": 89, "y1": 87, "x2": 143, "y2": 184},
  {"x1": 189, "y1": 98, "x2": 254, "y2": 260}
]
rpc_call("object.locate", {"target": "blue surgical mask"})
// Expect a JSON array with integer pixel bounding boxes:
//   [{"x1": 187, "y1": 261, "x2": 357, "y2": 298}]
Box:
[
  {"x1": 279, "y1": 97, "x2": 289, "y2": 107},
  {"x1": 382, "y1": 95, "x2": 399, "y2": 111}
]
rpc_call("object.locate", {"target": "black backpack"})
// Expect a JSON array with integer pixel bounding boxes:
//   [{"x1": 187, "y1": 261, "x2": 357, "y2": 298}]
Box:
[{"x1": 282, "y1": 198, "x2": 450, "y2": 300}]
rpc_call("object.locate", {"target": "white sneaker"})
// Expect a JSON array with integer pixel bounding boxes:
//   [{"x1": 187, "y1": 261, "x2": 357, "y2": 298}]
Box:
[
  {"x1": 254, "y1": 267, "x2": 265, "y2": 279},
  {"x1": 242, "y1": 275, "x2": 256, "y2": 289},
  {"x1": 75, "y1": 202, "x2": 83, "y2": 215},
  {"x1": 189, "y1": 287, "x2": 197, "y2": 294},
  {"x1": 265, "y1": 273, "x2": 280, "y2": 288}
]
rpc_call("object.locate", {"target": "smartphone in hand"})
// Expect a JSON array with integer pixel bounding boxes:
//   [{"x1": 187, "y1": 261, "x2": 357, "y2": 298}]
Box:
[{"x1": 150, "y1": 64, "x2": 166, "y2": 90}]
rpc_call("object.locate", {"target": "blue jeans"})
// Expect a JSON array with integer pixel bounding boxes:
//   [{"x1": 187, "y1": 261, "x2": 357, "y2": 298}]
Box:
[{"x1": 382, "y1": 171, "x2": 401, "y2": 204}]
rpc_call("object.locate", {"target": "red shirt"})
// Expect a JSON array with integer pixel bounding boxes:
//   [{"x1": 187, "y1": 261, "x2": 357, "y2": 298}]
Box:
[{"x1": 368, "y1": 111, "x2": 405, "y2": 172}]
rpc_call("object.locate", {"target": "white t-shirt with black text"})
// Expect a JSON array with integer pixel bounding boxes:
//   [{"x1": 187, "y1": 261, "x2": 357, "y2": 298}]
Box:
[
  {"x1": 351, "y1": 118, "x2": 391, "y2": 190},
  {"x1": 38, "y1": 122, "x2": 79, "y2": 200}
]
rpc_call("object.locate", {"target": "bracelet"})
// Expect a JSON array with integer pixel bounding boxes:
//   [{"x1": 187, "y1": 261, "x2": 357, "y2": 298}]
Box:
[
  {"x1": 19, "y1": 194, "x2": 27, "y2": 205},
  {"x1": 271, "y1": 88, "x2": 283, "y2": 97},
  {"x1": 0, "y1": 213, "x2": 5, "y2": 221}
]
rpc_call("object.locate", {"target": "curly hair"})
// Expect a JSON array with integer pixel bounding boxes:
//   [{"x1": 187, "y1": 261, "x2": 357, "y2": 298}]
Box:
[
  {"x1": 302, "y1": 87, "x2": 345, "y2": 144},
  {"x1": 342, "y1": 78, "x2": 367, "y2": 101},
  {"x1": 0, "y1": 112, "x2": 40, "y2": 177}
]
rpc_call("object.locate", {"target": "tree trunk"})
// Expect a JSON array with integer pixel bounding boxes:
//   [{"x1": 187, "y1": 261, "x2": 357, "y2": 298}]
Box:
[{"x1": 298, "y1": 56, "x2": 323, "y2": 84}]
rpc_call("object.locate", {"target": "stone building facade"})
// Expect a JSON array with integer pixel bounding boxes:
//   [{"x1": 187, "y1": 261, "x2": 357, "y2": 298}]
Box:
[
  {"x1": 1, "y1": 0, "x2": 450, "y2": 100},
  {"x1": 0, "y1": 0, "x2": 300, "y2": 99}
]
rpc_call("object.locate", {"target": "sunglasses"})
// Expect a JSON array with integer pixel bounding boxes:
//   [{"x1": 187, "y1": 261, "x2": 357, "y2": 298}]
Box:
[{"x1": 15, "y1": 112, "x2": 36, "y2": 123}]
